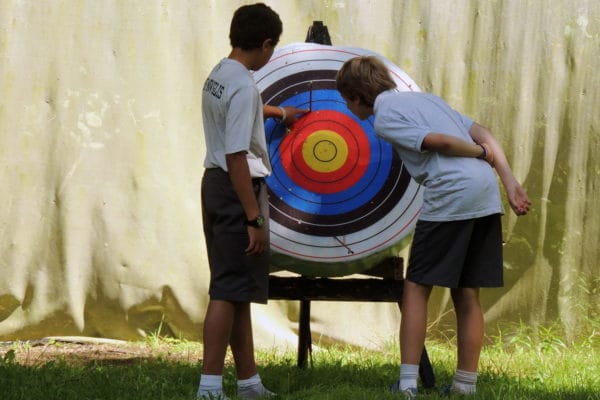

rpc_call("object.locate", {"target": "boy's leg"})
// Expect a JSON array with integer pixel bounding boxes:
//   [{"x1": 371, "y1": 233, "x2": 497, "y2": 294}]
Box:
[
  {"x1": 449, "y1": 287, "x2": 483, "y2": 394},
  {"x1": 229, "y1": 302, "x2": 275, "y2": 398},
  {"x1": 397, "y1": 280, "x2": 432, "y2": 392},
  {"x1": 202, "y1": 300, "x2": 235, "y2": 374},
  {"x1": 400, "y1": 280, "x2": 432, "y2": 365},
  {"x1": 229, "y1": 302, "x2": 257, "y2": 379},
  {"x1": 199, "y1": 300, "x2": 235, "y2": 398},
  {"x1": 451, "y1": 287, "x2": 483, "y2": 372}
]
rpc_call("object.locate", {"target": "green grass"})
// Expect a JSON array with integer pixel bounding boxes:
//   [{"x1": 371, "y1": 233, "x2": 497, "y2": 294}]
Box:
[{"x1": 1, "y1": 325, "x2": 599, "y2": 400}]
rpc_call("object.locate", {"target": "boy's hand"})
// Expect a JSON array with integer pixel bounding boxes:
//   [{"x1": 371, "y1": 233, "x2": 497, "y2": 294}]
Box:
[
  {"x1": 282, "y1": 106, "x2": 309, "y2": 126},
  {"x1": 245, "y1": 226, "x2": 268, "y2": 255},
  {"x1": 507, "y1": 183, "x2": 531, "y2": 216}
]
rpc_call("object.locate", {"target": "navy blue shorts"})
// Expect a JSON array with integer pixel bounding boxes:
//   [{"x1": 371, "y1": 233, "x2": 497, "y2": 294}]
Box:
[
  {"x1": 201, "y1": 168, "x2": 270, "y2": 303},
  {"x1": 406, "y1": 214, "x2": 503, "y2": 288}
]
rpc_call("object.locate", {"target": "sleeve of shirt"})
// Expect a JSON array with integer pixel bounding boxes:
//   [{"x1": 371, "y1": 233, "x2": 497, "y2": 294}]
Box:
[
  {"x1": 376, "y1": 112, "x2": 430, "y2": 153},
  {"x1": 459, "y1": 113, "x2": 474, "y2": 131},
  {"x1": 224, "y1": 84, "x2": 259, "y2": 154}
]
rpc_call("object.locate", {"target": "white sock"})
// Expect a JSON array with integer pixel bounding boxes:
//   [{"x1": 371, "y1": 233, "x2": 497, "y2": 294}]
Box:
[
  {"x1": 198, "y1": 374, "x2": 223, "y2": 397},
  {"x1": 452, "y1": 369, "x2": 477, "y2": 394},
  {"x1": 399, "y1": 363, "x2": 419, "y2": 390},
  {"x1": 237, "y1": 373, "x2": 261, "y2": 388}
]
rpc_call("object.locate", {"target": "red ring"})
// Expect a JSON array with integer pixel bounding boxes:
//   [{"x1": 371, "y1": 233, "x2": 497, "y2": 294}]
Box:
[{"x1": 279, "y1": 110, "x2": 370, "y2": 194}]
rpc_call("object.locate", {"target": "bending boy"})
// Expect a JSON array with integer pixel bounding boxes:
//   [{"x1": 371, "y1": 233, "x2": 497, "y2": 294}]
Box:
[{"x1": 336, "y1": 56, "x2": 530, "y2": 397}]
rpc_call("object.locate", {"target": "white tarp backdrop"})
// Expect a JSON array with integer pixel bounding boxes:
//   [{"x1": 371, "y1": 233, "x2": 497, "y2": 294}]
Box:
[{"x1": 0, "y1": 0, "x2": 598, "y2": 347}]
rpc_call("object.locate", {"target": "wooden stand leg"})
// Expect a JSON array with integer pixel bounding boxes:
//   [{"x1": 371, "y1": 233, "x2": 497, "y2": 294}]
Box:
[{"x1": 297, "y1": 299, "x2": 312, "y2": 368}]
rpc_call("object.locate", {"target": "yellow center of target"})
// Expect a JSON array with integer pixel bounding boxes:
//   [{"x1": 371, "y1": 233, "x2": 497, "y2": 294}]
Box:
[{"x1": 301, "y1": 130, "x2": 348, "y2": 173}]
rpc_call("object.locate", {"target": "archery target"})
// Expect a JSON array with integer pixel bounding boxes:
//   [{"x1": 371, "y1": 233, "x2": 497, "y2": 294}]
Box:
[{"x1": 254, "y1": 43, "x2": 423, "y2": 276}]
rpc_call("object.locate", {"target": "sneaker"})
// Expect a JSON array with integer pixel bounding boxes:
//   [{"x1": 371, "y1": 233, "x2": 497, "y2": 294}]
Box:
[
  {"x1": 440, "y1": 383, "x2": 475, "y2": 396},
  {"x1": 440, "y1": 384, "x2": 453, "y2": 396},
  {"x1": 237, "y1": 383, "x2": 276, "y2": 399},
  {"x1": 197, "y1": 392, "x2": 230, "y2": 400},
  {"x1": 389, "y1": 380, "x2": 418, "y2": 398}
]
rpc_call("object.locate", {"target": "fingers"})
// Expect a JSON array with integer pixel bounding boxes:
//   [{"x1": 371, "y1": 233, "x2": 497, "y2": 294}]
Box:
[
  {"x1": 245, "y1": 241, "x2": 264, "y2": 255},
  {"x1": 283, "y1": 106, "x2": 310, "y2": 126},
  {"x1": 245, "y1": 228, "x2": 268, "y2": 255},
  {"x1": 510, "y1": 190, "x2": 532, "y2": 216},
  {"x1": 517, "y1": 200, "x2": 532, "y2": 215},
  {"x1": 245, "y1": 240, "x2": 264, "y2": 255},
  {"x1": 287, "y1": 106, "x2": 309, "y2": 115},
  {"x1": 512, "y1": 204, "x2": 529, "y2": 216}
]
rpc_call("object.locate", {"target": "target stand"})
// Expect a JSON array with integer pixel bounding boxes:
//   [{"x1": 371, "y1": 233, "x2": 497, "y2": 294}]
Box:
[
  {"x1": 262, "y1": 22, "x2": 435, "y2": 388},
  {"x1": 268, "y1": 256, "x2": 436, "y2": 389}
]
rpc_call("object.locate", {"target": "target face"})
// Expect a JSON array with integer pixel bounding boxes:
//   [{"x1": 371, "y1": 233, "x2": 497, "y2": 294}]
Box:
[{"x1": 254, "y1": 43, "x2": 423, "y2": 275}]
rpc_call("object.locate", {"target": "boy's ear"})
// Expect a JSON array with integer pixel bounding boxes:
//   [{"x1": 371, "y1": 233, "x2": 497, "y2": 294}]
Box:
[{"x1": 262, "y1": 38, "x2": 275, "y2": 50}]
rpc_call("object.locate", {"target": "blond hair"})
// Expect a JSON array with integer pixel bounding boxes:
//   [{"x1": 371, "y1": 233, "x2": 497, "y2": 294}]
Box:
[{"x1": 335, "y1": 56, "x2": 397, "y2": 107}]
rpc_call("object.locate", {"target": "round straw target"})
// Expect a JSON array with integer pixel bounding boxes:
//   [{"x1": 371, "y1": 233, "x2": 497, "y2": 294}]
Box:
[{"x1": 254, "y1": 43, "x2": 423, "y2": 276}]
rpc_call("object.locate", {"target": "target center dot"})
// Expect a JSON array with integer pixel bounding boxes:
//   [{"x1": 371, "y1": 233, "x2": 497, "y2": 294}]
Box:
[
  {"x1": 302, "y1": 130, "x2": 349, "y2": 173},
  {"x1": 313, "y1": 140, "x2": 337, "y2": 162}
]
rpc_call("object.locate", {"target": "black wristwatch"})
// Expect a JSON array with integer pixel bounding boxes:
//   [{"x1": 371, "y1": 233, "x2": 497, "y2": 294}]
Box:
[{"x1": 244, "y1": 215, "x2": 266, "y2": 228}]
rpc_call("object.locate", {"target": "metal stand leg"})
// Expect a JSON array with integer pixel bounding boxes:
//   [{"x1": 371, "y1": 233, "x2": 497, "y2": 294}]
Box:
[{"x1": 419, "y1": 346, "x2": 435, "y2": 388}]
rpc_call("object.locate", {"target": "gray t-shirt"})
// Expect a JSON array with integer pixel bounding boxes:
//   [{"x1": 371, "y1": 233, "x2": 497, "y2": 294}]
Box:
[
  {"x1": 202, "y1": 58, "x2": 270, "y2": 177},
  {"x1": 373, "y1": 90, "x2": 502, "y2": 221}
]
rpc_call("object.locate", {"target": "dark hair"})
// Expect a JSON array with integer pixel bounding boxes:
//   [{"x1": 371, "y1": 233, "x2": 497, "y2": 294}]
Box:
[
  {"x1": 229, "y1": 3, "x2": 282, "y2": 50},
  {"x1": 336, "y1": 56, "x2": 397, "y2": 107}
]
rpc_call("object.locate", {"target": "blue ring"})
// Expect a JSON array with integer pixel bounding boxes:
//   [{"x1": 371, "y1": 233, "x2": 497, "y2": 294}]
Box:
[{"x1": 266, "y1": 89, "x2": 394, "y2": 216}]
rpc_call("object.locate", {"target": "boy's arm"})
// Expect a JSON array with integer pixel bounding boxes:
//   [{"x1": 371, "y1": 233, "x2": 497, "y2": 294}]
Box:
[
  {"x1": 226, "y1": 151, "x2": 268, "y2": 255},
  {"x1": 421, "y1": 132, "x2": 491, "y2": 160},
  {"x1": 468, "y1": 123, "x2": 531, "y2": 216},
  {"x1": 264, "y1": 104, "x2": 309, "y2": 125}
]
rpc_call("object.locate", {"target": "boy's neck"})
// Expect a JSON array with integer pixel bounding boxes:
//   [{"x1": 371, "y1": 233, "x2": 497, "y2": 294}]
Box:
[{"x1": 229, "y1": 48, "x2": 261, "y2": 71}]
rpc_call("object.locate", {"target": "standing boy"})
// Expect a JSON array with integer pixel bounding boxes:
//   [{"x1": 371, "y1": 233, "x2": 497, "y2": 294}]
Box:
[
  {"x1": 336, "y1": 56, "x2": 531, "y2": 397},
  {"x1": 198, "y1": 3, "x2": 282, "y2": 399}
]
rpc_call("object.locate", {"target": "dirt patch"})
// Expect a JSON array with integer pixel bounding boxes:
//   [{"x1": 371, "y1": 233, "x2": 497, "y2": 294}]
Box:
[{"x1": 0, "y1": 336, "x2": 204, "y2": 366}]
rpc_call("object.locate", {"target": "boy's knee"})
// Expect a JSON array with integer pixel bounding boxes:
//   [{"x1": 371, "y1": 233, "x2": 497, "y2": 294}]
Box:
[{"x1": 451, "y1": 288, "x2": 480, "y2": 307}]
